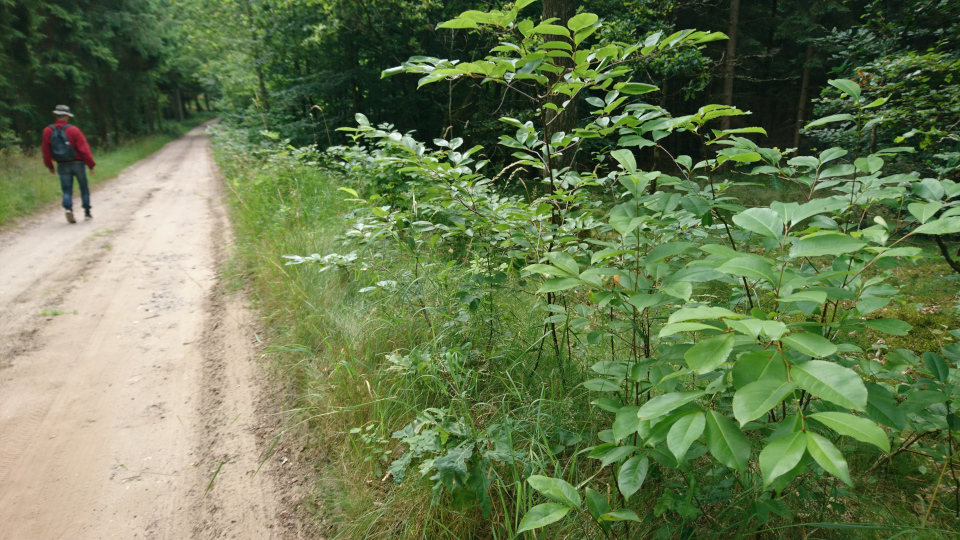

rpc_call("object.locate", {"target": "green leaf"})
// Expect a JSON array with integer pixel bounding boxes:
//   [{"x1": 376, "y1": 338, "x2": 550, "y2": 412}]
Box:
[
  {"x1": 914, "y1": 217, "x2": 960, "y2": 235},
  {"x1": 780, "y1": 333, "x2": 837, "y2": 358},
  {"x1": 908, "y1": 202, "x2": 942, "y2": 224},
  {"x1": 566, "y1": 12, "x2": 599, "y2": 31},
  {"x1": 923, "y1": 352, "x2": 949, "y2": 383},
  {"x1": 660, "y1": 281, "x2": 693, "y2": 301},
  {"x1": 704, "y1": 410, "x2": 751, "y2": 472},
  {"x1": 808, "y1": 412, "x2": 890, "y2": 452},
  {"x1": 667, "y1": 306, "x2": 741, "y2": 324},
  {"x1": 717, "y1": 257, "x2": 778, "y2": 284},
  {"x1": 545, "y1": 251, "x2": 579, "y2": 275},
  {"x1": 609, "y1": 149, "x2": 637, "y2": 173},
  {"x1": 865, "y1": 383, "x2": 906, "y2": 429},
  {"x1": 617, "y1": 455, "x2": 649, "y2": 500},
  {"x1": 638, "y1": 390, "x2": 706, "y2": 420},
  {"x1": 437, "y1": 18, "x2": 479, "y2": 29},
  {"x1": 531, "y1": 23, "x2": 570, "y2": 36},
  {"x1": 854, "y1": 155, "x2": 884, "y2": 174},
  {"x1": 523, "y1": 263, "x2": 571, "y2": 277},
  {"x1": 732, "y1": 380, "x2": 797, "y2": 426},
  {"x1": 658, "y1": 322, "x2": 716, "y2": 338},
  {"x1": 644, "y1": 242, "x2": 696, "y2": 264},
  {"x1": 732, "y1": 208, "x2": 784, "y2": 239},
  {"x1": 806, "y1": 432, "x2": 852, "y2": 485},
  {"x1": 828, "y1": 79, "x2": 862, "y2": 100},
  {"x1": 863, "y1": 318, "x2": 912, "y2": 336},
  {"x1": 759, "y1": 432, "x2": 807, "y2": 488},
  {"x1": 791, "y1": 361, "x2": 867, "y2": 411},
  {"x1": 527, "y1": 475, "x2": 582, "y2": 509},
  {"x1": 667, "y1": 412, "x2": 705, "y2": 461},
  {"x1": 616, "y1": 82, "x2": 658, "y2": 95},
  {"x1": 599, "y1": 509, "x2": 642, "y2": 522},
  {"x1": 516, "y1": 503, "x2": 572, "y2": 533},
  {"x1": 585, "y1": 488, "x2": 611, "y2": 520},
  {"x1": 583, "y1": 378, "x2": 622, "y2": 392},
  {"x1": 789, "y1": 234, "x2": 865, "y2": 258},
  {"x1": 537, "y1": 278, "x2": 583, "y2": 293},
  {"x1": 684, "y1": 334, "x2": 735, "y2": 374},
  {"x1": 779, "y1": 291, "x2": 828, "y2": 304},
  {"x1": 791, "y1": 198, "x2": 849, "y2": 226},
  {"x1": 596, "y1": 445, "x2": 639, "y2": 467},
  {"x1": 613, "y1": 406, "x2": 642, "y2": 441},
  {"x1": 804, "y1": 113, "x2": 855, "y2": 129}
]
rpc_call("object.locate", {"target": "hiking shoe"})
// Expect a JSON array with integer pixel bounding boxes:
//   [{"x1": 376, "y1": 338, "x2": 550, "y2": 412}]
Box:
[
  {"x1": 65, "y1": 209, "x2": 76, "y2": 224},
  {"x1": 84, "y1": 210, "x2": 92, "y2": 221}
]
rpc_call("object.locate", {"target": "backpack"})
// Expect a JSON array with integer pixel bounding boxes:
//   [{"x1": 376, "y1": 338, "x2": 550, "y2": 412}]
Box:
[{"x1": 49, "y1": 124, "x2": 75, "y2": 162}]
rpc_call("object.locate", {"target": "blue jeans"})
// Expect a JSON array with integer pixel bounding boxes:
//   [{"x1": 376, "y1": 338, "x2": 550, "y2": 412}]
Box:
[{"x1": 57, "y1": 161, "x2": 90, "y2": 211}]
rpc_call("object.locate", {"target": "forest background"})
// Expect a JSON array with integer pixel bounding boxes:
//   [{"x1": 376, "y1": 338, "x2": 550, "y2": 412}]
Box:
[{"x1": 3, "y1": 0, "x2": 957, "y2": 173}]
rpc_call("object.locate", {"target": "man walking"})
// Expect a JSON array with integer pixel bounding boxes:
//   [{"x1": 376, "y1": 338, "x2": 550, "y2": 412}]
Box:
[{"x1": 42, "y1": 105, "x2": 95, "y2": 223}]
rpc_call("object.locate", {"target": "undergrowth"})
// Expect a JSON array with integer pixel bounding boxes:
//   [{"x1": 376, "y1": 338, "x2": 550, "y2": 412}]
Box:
[
  {"x1": 214, "y1": 6, "x2": 960, "y2": 539},
  {"x1": 215, "y1": 126, "x2": 960, "y2": 539}
]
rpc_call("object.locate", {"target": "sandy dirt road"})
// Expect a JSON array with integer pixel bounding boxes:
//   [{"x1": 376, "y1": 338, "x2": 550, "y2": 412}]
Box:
[{"x1": 0, "y1": 125, "x2": 294, "y2": 539}]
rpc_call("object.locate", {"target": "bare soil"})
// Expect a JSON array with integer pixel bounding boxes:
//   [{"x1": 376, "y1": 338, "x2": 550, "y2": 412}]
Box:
[{"x1": 0, "y1": 125, "x2": 304, "y2": 539}]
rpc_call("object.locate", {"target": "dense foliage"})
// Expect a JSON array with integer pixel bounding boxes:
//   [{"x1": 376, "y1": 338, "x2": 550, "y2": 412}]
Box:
[
  {"x1": 240, "y1": 2, "x2": 960, "y2": 537},
  {"x1": 0, "y1": 0, "x2": 203, "y2": 148}
]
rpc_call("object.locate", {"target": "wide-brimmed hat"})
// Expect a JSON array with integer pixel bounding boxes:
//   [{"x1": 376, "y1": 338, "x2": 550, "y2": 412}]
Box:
[{"x1": 52, "y1": 105, "x2": 74, "y2": 117}]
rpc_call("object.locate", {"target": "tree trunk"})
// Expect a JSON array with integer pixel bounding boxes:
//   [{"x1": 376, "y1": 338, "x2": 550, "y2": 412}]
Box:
[
  {"x1": 204, "y1": 94, "x2": 211, "y2": 112},
  {"x1": 793, "y1": 41, "x2": 815, "y2": 149},
  {"x1": 542, "y1": 0, "x2": 578, "y2": 171},
  {"x1": 245, "y1": 0, "x2": 269, "y2": 112},
  {"x1": 175, "y1": 89, "x2": 184, "y2": 123},
  {"x1": 720, "y1": 0, "x2": 740, "y2": 130}
]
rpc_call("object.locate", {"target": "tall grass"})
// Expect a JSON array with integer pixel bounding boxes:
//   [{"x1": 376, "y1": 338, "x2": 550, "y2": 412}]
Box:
[
  {"x1": 214, "y1": 128, "x2": 960, "y2": 539},
  {"x1": 0, "y1": 114, "x2": 216, "y2": 226}
]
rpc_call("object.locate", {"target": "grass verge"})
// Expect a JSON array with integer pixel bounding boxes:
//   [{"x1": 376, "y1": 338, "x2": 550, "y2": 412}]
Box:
[{"x1": 0, "y1": 113, "x2": 216, "y2": 227}]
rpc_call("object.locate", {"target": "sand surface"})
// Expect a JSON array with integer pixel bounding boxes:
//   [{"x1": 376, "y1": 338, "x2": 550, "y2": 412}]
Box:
[{"x1": 0, "y1": 125, "x2": 294, "y2": 539}]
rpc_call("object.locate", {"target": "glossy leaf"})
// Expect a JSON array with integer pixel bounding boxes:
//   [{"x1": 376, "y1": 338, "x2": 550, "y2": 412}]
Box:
[
  {"x1": 668, "y1": 306, "x2": 741, "y2": 324},
  {"x1": 828, "y1": 79, "x2": 862, "y2": 100},
  {"x1": 806, "y1": 432, "x2": 852, "y2": 486},
  {"x1": 717, "y1": 257, "x2": 778, "y2": 284},
  {"x1": 922, "y1": 352, "x2": 949, "y2": 383},
  {"x1": 600, "y1": 509, "x2": 642, "y2": 522},
  {"x1": 704, "y1": 410, "x2": 750, "y2": 472},
  {"x1": 865, "y1": 383, "x2": 907, "y2": 429},
  {"x1": 791, "y1": 361, "x2": 867, "y2": 411},
  {"x1": 516, "y1": 503, "x2": 572, "y2": 533},
  {"x1": 585, "y1": 488, "x2": 611, "y2": 520},
  {"x1": 732, "y1": 380, "x2": 797, "y2": 426},
  {"x1": 667, "y1": 412, "x2": 705, "y2": 460},
  {"x1": 789, "y1": 234, "x2": 865, "y2": 258},
  {"x1": 638, "y1": 390, "x2": 706, "y2": 420},
  {"x1": 781, "y1": 333, "x2": 837, "y2": 358},
  {"x1": 527, "y1": 475, "x2": 582, "y2": 509},
  {"x1": 566, "y1": 12, "x2": 598, "y2": 31},
  {"x1": 684, "y1": 334, "x2": 735, "y2": 374},
  {"x1": 732, "y1": 207, "x2": 784, "y2": 239},
  {"x1": 863, "y1": 318, "x2": 912, "y2": 336},
  {"x1": 617, "y1": 455, "x2": 649, "y2": 500},
  {"x1": 914, "y1": 217, "x2": 960, "y2": 235},
  {"x1": 809, "y1": 412, "x2": 890, "y2": 452},
  {"x1": 759, "y1": 432, "x2": 807, "y2": 488},
  {"x1": 805, "y1": 113, "x2": 855, "y2": 129}
]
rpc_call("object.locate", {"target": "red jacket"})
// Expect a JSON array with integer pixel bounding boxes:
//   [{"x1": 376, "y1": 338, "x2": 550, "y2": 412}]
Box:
[{"x1": 42, "y1": 120, "x2": 96, "y2": 171}]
